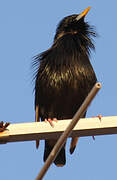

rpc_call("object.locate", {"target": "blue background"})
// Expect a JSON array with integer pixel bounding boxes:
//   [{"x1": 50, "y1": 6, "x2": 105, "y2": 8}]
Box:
[{"x1": 0, "y1": 1, "x2": 117, "y2": 179}]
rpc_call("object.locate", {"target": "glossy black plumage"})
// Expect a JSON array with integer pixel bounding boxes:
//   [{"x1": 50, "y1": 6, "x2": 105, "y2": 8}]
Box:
[{"x1": 33, "y1": 9, "x2": 97, "y2": 166}]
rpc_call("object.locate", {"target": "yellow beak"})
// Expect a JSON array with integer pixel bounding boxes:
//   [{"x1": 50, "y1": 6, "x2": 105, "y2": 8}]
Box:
[{"x1": 76, "y1": 7, "x2": 91, "y2": 21}]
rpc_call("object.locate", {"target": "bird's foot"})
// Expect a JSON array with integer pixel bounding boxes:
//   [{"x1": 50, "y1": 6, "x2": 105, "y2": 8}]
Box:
[
  {"x1": 92, "y1": 115, "x2": 102, "y2": 121},
  {"x1": 92, "y1": 115, "x2": 102, "y2": 140},
  {"x1": 0, "y1": 121, "x2": 10, "y2": 132},
  {"x1": 92, "y1": 136, "x2": 95, "y2": 140},
  {"x1": 44, "y1": 118, "x2": 57, "y2": 127}
]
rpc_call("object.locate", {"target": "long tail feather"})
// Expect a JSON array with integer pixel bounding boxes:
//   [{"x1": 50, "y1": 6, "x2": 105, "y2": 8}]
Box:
[{"x1": 44, "y1": 140, "x2": 66, "y2": 167}]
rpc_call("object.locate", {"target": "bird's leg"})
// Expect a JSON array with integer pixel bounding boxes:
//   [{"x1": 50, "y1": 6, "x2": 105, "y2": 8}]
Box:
[
  {"x1": 92, "y1": 115, "x2": 102, "y2": 140},
  {"x1": 0, "y1": 121, "x2": 10, "y2": 132},
  {"x1": 95, "y1": 115, "x2": 102, "y2": 121},
  {"x1": 44, "y1": 118, "x2": 58, "y2": 127}
]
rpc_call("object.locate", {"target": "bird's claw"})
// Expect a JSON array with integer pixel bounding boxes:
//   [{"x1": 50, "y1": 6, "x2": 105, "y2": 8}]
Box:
[
  {"x1": 92, "y1": 136, "x2": 95, "y2": 141},
  {"x1": 44, "y1": 118, "x2": 57, "y2": 127},
  {"x1": 0, "y1": 121, "x2": 10, "y2": 132},
  {"x1": 92, "y1": 115, "x2": 102, "y2": 121},
  {"x1": 97, "y1": 115, "x2": 102, "y2": 121},
  {"x1": 92, "y1": 115, "x2": 102, "y2": 140}
]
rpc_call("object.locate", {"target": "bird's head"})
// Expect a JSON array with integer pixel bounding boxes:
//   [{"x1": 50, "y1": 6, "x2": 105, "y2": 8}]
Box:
[
  {"x1": 54, "y1": 7, "x2": 96, "y2": 42},
  {"x1": 54, "y1": 7, "x2": 96, "y2": 53}
]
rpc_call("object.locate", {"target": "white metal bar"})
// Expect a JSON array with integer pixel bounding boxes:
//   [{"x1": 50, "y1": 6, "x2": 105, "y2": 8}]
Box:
[{"x1": 1, "y1": 116, "x2": 117, "y2": 144}]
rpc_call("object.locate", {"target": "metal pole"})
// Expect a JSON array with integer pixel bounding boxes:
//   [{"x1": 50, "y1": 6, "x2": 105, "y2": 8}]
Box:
[{"x1": 36, "y1": 82, "x2": 101, "y2": 180}]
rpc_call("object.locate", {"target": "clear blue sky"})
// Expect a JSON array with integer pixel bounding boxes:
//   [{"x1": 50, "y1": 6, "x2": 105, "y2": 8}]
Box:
[{"x1": 0, "y1": 1, "x2": 117, "y2": 180}]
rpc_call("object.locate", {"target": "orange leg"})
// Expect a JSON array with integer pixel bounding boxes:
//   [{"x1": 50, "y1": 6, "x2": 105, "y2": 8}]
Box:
[
  {"x1": 92, "y1": 115, "x2": 102, "y2": 140},
  {"x1": 44, "y1": 118, "x2": 58, "y2": 127},
  {"x1": 92, "y1": 115, "x2": 102, "y2": 121}
]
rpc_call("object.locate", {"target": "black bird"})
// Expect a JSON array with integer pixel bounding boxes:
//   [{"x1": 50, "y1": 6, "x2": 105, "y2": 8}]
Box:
[{"x1": 33, "y1": 7, "x2": 97, "y2": 167}]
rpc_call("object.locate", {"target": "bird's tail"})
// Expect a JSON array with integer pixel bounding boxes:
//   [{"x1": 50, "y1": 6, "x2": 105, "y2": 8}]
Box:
[{"x1": 44, "y1": 140, "x2": 66, "y2": 167}]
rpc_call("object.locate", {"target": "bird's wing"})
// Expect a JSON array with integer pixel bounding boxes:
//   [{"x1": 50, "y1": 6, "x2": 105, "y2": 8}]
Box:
[
  {"x1": 70, "y1": 137, "x2": 79, "y2": 154},
  {"x1": 70, "y1": 112, "x2": 86, "y2": 154},
  {"x1": 35, "y1": 105, "x2": 40, "y2": 149}
]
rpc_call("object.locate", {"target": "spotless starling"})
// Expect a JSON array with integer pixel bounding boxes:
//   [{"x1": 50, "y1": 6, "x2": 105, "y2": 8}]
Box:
[{"x1": 33, "y1": 7, "x2": 97, "y2": 166}]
